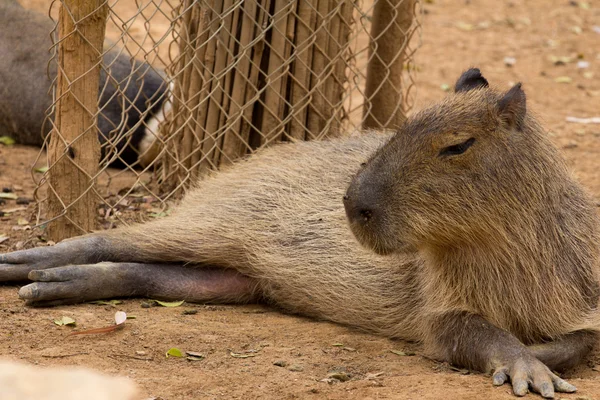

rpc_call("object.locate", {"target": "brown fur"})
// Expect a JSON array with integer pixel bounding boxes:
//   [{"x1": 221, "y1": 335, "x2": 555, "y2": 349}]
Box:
[
  {"x1": 345, "y1": 84, "x2": 600, "y2": 352},
  {"x1": 90, "y1": 79, "x2": 600, "y2": 353},
  {"x1": 4, "y1": 70, "x2": 599, "y2": 393}
]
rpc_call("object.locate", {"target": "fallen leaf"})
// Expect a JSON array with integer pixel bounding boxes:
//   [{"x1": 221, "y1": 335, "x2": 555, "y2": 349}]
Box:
[
  {"x1": 0, "y1": 193, "x2": 18, "y2": 200},
  {"x1": 455, "y1": 21, "x2": 474, "y2": 31},
  {"x1": 331, "y1": 343, "x2": 344, "y2": 347},
  {"x1": 17, "y1": 218, "x2": 29, "y2": 226},
  {"x1": 0, "y1": 136, "x2": 15, "y2": 146},
  {"x1": 34, "y1": 166, "x2": 49, "y2": 174},
  {"x1": 54, "y1": 316, "x2": 76, "y2": 326},
  {"x1": 153, "y1": 300, "x2": 185, "y2": 307},
  {"x1": 327, "y1": 372, "x2": 350, "y2": 382},
  {"x1": 365, "y1": 372, "x2": 384, "y2": 380},
  {"x1": 440, "y1": 83, "x2": 451, "y2": 92},
  {"x1": 449, "y1": 365, "x2": 470, "y2": 375},
  {"x1": 1, "y1": 207, "x2": 27, "y2": 214},
  {"x1": 554, "y1": 76, "x2": 572, "y2": 83},
  {"x1": 185, "y1": 351, "x2": 205, "y2": 361},
  {"x1": 0, "y1": 234, "x2": 8, "y2": 244},
  {"x1": 89, "y1": 300, "x2": 123, "y2": 307},
  {"x1": 320, "y1": 377, "x2": 336, "y2": 384},
  {"x1": 549, "y1": 55, "x2": 573, "y2": 65},
  {"x1": 390, "y1": 349, "x2": 415, "y2": 356},
  {"x1": 115, "y1": 311, "x2": 127, "y2": 325},
  {"x1": 69, "y1": 325, "x2": 123, "y2": 336},
  {"x1": 166, "y1": 348, "x2": 183, "y2": 358}
]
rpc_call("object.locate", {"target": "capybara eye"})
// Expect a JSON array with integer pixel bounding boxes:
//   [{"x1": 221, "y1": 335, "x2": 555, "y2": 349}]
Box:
[{"x1": 439, "y1": 138, "x2": 475, "y2": 157}]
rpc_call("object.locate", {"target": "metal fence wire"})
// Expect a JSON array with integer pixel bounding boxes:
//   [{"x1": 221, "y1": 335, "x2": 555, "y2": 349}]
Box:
[{"x1": 32, "y1": 0, "x2": 421, "y2": 241}]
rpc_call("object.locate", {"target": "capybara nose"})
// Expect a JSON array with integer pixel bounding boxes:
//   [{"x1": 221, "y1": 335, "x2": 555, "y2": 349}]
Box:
[{"x1": 343, "y1": 194, "x2": 374, "y2": 225}]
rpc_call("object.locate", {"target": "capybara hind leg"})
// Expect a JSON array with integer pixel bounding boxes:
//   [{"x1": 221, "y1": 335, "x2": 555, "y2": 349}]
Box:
[
  {"x1": 18, "y1": 263, "x2": 260, "y2": 306},
  {"x1": 0, "y1": 236, "x2": 109, "y2": 281},
  {"x1": 528, "y1": 330, "x2": 597, "y2": 372}
]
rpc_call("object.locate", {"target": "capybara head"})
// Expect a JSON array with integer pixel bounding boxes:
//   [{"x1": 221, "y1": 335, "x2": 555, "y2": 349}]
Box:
[{"x1": 344, "y1": 68, "x2": 569, "y2": 255}]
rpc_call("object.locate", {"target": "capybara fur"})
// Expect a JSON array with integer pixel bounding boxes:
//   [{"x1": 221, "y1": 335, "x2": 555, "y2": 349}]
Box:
[{"x1": 2, "y1": 69, "x2": 599, "y2": 397}]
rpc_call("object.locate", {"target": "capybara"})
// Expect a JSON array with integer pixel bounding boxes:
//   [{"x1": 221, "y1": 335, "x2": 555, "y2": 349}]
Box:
[
  {"x1": 1, "y1": 69, "x2": 598, "y2": 398},
  {"x1": 0, "y1": 0, "x2": 169, "y2": 167}
]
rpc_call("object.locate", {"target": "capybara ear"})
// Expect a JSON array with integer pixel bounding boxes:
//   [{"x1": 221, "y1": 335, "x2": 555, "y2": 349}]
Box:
[
  {"x1": 498, "y1": 83, "x2": 526, "y2": 130},
  {"x1": 454, "y1": 68, "x2": 489, "y2": 92}
]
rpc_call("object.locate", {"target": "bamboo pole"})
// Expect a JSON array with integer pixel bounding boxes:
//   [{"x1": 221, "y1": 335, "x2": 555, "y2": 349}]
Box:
[
  {"x1": 47, "y1": 0, "x2": 108, "y2": 241},
  {"x1": 305, "y1": 0, "x2": 329, "y2": 140},
  {"x1": 200, "y1": 0, "x2": 233, "y2": 170},
  {"x1": 187, "y1": 3, "x2": 213, "y2": 179},
  {"x1": 363, "y1": 0, "x2": 415, "y2": 129},
  {"x1": 260, "y1": 0, "x2": 295, "y2": 145},
  {"x1": 287, "y1": 0, "x2": 316, "y2": 141},
  {"x1": 322, "y1": 1, "x2": 340, "y2": 136},
  {"x1": 214, "y1": 1, "x2": 241, "y2": 166},
  {"x1": 165, "y1": 1, "x2": 210, "y2": 192},
  {"x1": 220, "y1": 0, "x2": 259, "y2": 163},
  {"x1": 323, "y1": 0, "x2": 353, "y2": 137},
  {"x1": 180, "y1": 3, "x2": 201, "y2": 172},
  {"x1": 244, "y1": 0, "x2": 270, "y2": 151}
]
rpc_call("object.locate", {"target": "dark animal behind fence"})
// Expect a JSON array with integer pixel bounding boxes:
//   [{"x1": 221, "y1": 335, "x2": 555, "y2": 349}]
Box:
[{"x1": 0, "y1": 0, "x2": 168, "y2": 168}]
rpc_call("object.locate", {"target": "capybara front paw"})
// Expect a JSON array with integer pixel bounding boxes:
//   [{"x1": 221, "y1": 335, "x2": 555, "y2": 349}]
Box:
[{"x1": 492, "y1": 356, "x2": 576, "y2": 398}]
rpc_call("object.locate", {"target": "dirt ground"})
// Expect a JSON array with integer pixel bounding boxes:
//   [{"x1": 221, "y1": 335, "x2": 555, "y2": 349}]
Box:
[{"x1": 1, "y1": 0, "x2": 600, "y2": 399}]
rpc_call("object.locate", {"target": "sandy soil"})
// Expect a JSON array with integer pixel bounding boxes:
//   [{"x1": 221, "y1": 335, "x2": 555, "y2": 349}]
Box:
[{"x1": 1, "y1": 0, "x2": 600, "y2": 399}]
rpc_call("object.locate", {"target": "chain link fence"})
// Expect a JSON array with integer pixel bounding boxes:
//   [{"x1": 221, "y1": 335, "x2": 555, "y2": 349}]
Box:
[{"x1": 31, "y1": 0, "x2": 421, "y2": 241}]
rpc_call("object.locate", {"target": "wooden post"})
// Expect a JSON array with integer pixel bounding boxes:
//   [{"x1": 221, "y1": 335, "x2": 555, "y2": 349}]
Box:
[
  {"x1": 47, "y1": 0, "x2": 107, "y2": 241},
  {"x1": 363, "y1": 0, "x2": 415, "y2": 130}
]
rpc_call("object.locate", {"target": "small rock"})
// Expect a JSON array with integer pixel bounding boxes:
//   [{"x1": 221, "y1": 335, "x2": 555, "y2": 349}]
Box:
[
  {"x1": 504, "y1": 56, "x2": 516, "y2": 67},
  {"x1": 182, "y1": 309, "x2": 198, "y2": 315},
  {"x1": 16, "y1": 197, "x2": 31, "y2": 205},
  {"x1": 273, "y1": 360, "x2": 288, "y2": 367},
  {"x1": 577, "y1": 61, "x2": 590, "y2": 69},
  {"x1": 140, "y1": 302, "x2": 153, "y2": 308},
  {"x1": 288, "y1": 364, "x2": 304, "y2": 372}
]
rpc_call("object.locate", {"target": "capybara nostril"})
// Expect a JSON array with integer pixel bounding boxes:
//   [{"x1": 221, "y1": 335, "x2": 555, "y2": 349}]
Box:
[{"x1": 359, "y1": 209, "x2": 373, "y2": 222}]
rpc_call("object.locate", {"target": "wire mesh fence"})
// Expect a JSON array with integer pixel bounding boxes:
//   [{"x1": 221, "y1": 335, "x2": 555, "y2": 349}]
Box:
[{"x1": 30, "y1": 0, "x2": 421, "y2": 241}]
